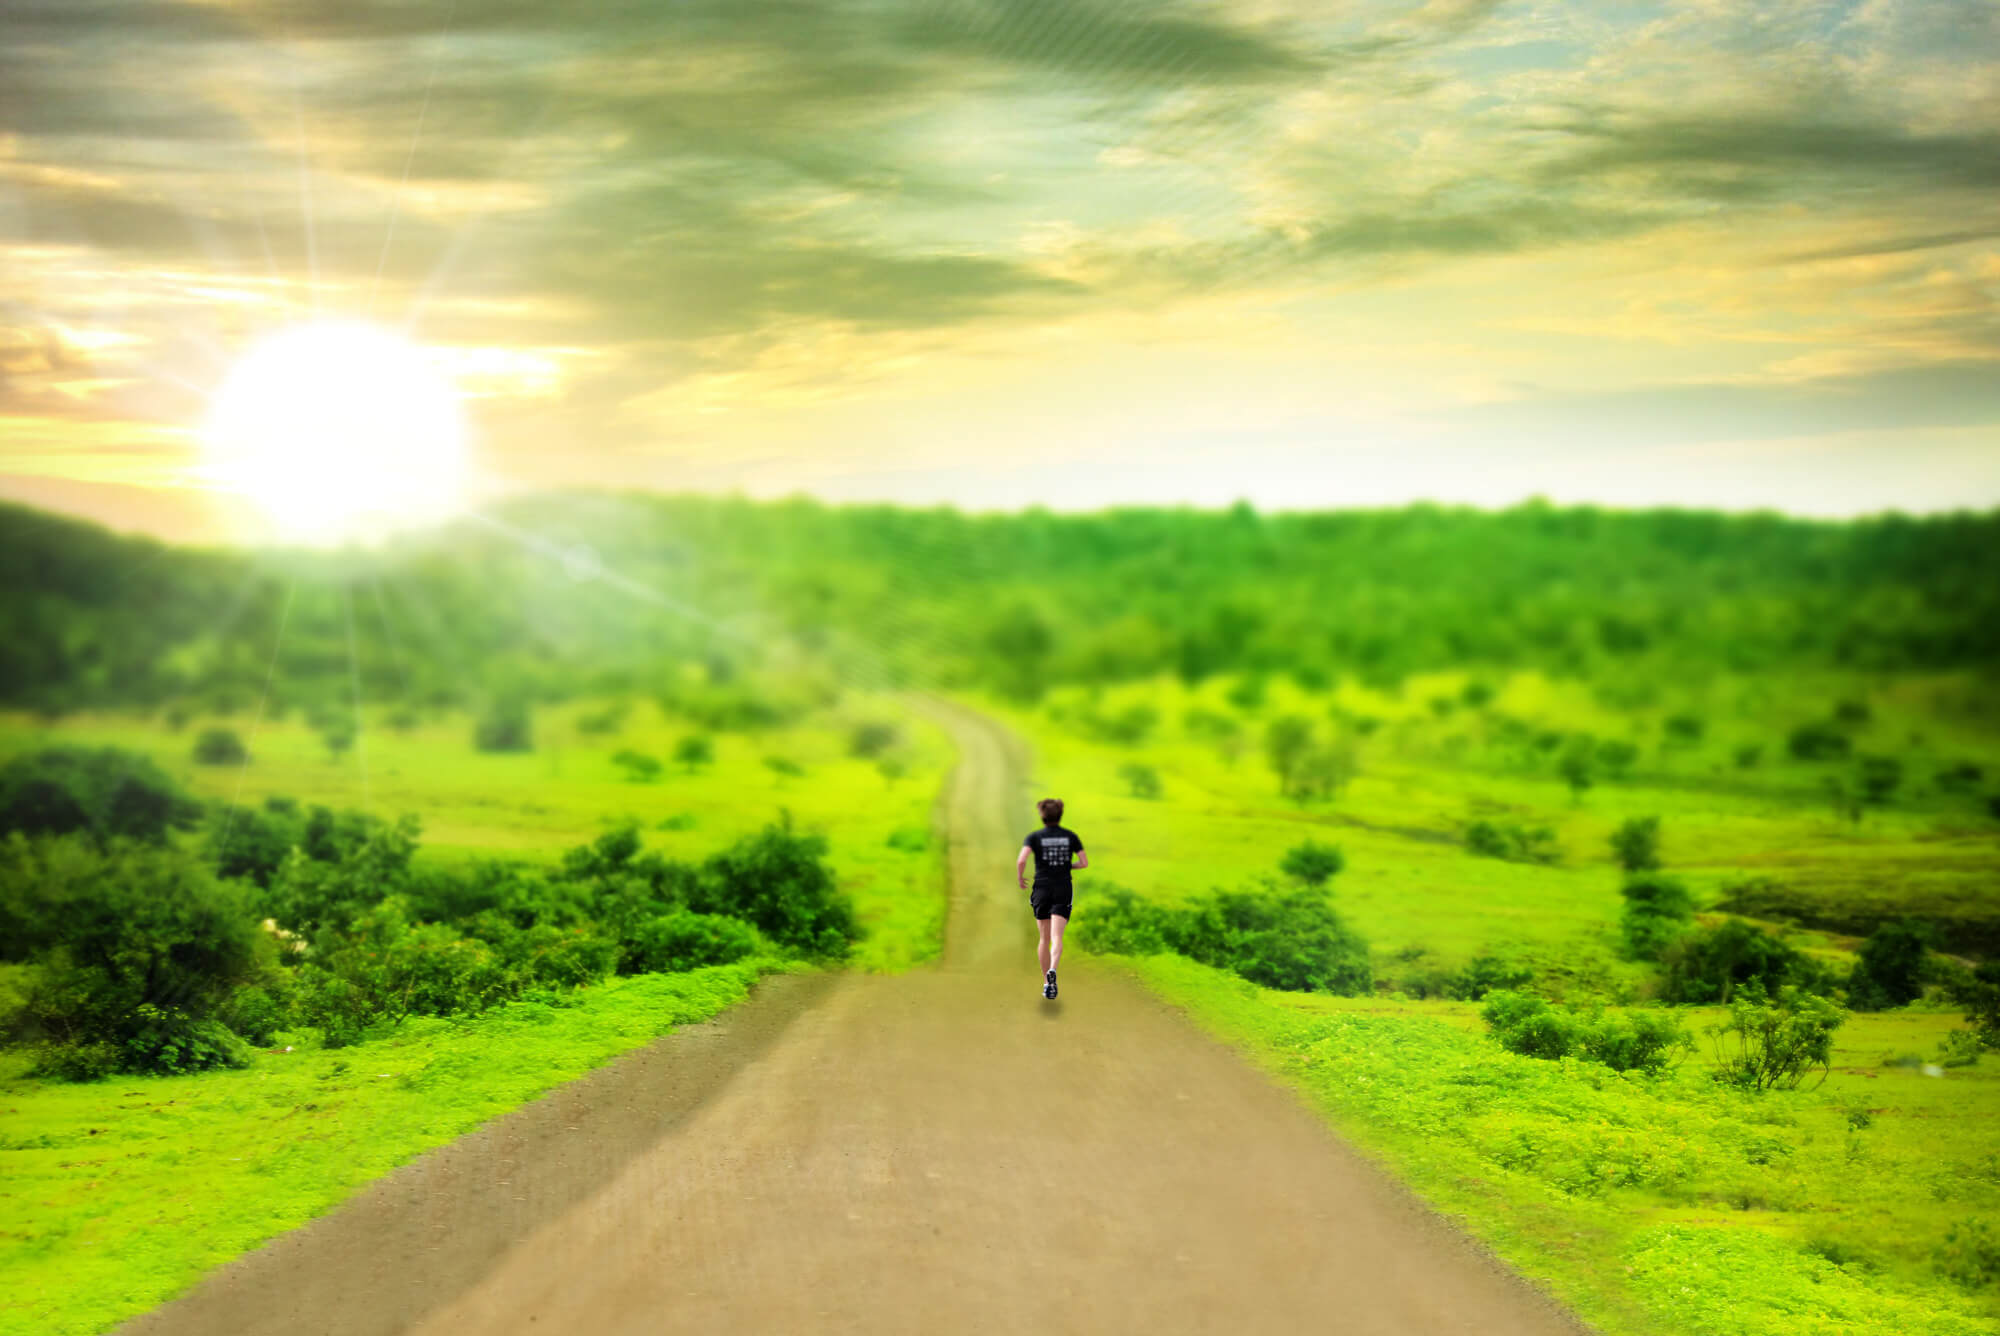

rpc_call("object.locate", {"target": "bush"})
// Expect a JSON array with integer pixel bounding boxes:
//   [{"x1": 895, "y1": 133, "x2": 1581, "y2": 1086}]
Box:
[
  {"x1": 193, "y1": 727, "x2": 249, "y2": 766},
  {"x1": 1480, "y1": 990, "x2": 1690, "y2": 1073},
  {"x1": 612, "y1": 749, "x2": 662, "y2": 782},
  {"x1": 1663, "y1": 713, "x2": 1705, "y2": 745},
  {"x1": 1946, "y1": 960, "x2": 2000, "y2": 1051},
  {"x1": 1734, "y1": 743, "x2": 1764, "y2": 770},
  {"x1": 693, "y1": 816, "x2": 856, "y2": 956},
  {"x1": 1171, "y1": 886, "x2": 1372, "y2": 995},
  {"x1": 1620, "y1": 872, "x2": 1694, "y2": 961},
  {"x1": 674, "y1": 735, "x2": 715, "y2": 772},
  {"x1": 474, "y1": 697, "x2": 533, "y2": 753},
  {"x1": 206, "y1": 795, "x2": 306, "y2": 887},
  {"x1": 2, "y1": 835, "x2": 264, "y2": 1076},
  {"x1": 1464, "y1": 819, "x2": 1560, "y2": 864},
  {"x1": 1610, "y1": 815, "x2": 1662, "y2": 872},
  {"x1": 849, "y1": 721, "x2": 899, "y2": 758},
  {"x1": 1117, "y1": 762, "x2": 1163, "y2": 799},
  {"x1": 623, "y1": 910, "x2": 762, "y2": 974},
  {"x1": 1091, "y1": 704, "x2": 1161, "y2": 746},
  {"x1": 1706, "y1": 982, "x2": 1845, "y2": 1092},
  {"x1": 1597, "y1": 739, "x2": 1639, "y2": 779},
  {"x1": 1077, "y1": 885, "x2": 1174, "y2": 956},
  {"x1": 1855, "y1": 754, "x2": 1903, "y2": 810},
  {"x1": 1847, "y1": 919, "x2": 1931, "y2": 1010},
  {"x1": 1789, "y1": 720, "x2": 1851, "y2": 761},
  {"x1": 1660, "y1": 918, "x2": 1825, "y2": 1004},
  {"x1": 0, "y1": 746, "x2": 203, "y2": 845},
  {"x1": 1278, "y1": 840, "x2": 1345, "y2": 888}
]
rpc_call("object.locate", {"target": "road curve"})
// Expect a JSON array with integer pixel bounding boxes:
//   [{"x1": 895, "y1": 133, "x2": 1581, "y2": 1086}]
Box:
[{"x1": 126, "y1": 698, "x2": 1589, "y2": 1336}]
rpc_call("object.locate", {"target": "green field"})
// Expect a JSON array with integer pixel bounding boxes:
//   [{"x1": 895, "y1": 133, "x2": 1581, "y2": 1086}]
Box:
[
  {"x1": 989, "y1": 672, "x2": 2000, "y2": 1333},
  {"x1": 0, "y1": 695, "x2": 952, "y2": 1335}
]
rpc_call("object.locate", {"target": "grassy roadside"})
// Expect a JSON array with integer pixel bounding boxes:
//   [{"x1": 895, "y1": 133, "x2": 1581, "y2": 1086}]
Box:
[
  {"x1": 0, "y1": 692, "x2": 956, "y2": 1334},
  {"x1": 0, "y1": 963, "x2": 783, "y2": 1336},
  {"x1": 1121, "y1": 953, "x2": 1998, "y2": 1336},
  {"x1": 982, "y1": 672, "x2": 2000, "y2": 1334}
]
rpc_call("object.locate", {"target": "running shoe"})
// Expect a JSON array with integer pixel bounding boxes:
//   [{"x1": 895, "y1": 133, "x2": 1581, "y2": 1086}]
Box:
[{"x1": 1045, "y1": 968, "x2": 1058, "y2": 1000}]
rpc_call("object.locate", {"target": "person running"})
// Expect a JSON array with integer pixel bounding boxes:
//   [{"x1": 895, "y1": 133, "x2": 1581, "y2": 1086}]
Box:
[{"x1": 1017, "y1": 797, "x2": 1087, "y2": 999}]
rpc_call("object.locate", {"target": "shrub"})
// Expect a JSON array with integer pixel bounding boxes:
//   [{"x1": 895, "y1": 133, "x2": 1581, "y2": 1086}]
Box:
[
  {"x1": 1460, "y1": 679, "x2": 1495, "y2": 708},
  {"x1": 217, "y1": 980, "x2": 294, "y2": 1046},
  {"x1": 1706, "y1": 982, "x2": 1845, "y2": 1092},
  {"x1": 1282, "y1": 742, "x2": 1357, "y2": 803},
  {"x1": 762, "y1": 755, "x2": 805, "y2": 780},
  {"x1": 612, "y1": 749, "x2": 661, "y2": 782},
  {"x1": 885, "y1": 826, "x2": 930, "y2": 852},
  {"x1": 1278, "y1": 840, "x2": 1345, "y2": 888},
  {"x1": 474, "y1": 697, "x2": 533, "y2": 753},
  {"x1": 1480, "y1": 990, "x2": 1690, "y2": 1074},
  {"x1": 1077, "y1": 885, "x2": 1174, "y2": 956},
  {"x1": 673, "y1": 735, "x2": 715, "y2": 772},
  {"x1": 574, "y1": 701, "x2": 630, "y2": 736},
  {"x1": 193, "y1": 727, "x2": 249, "y2": 766},
  {"x1": 1847, "y1": 919, "x2": 1931, "y2": 1011},
  {"x1": 1734, "y1": 743, "x2": 1764, "y2": 769},
  {"x1": 1620, "y1": 872, "x2": 1695, "y2": 961},
  {"x1": 3, "y1": 835, "x2": 264, "y2": 1076},
  {"x1": 1946, "y1": 961, "x2": 2000, "y2": 1051},
  {"x1": 0, "y1": 746, "x2": 203, "y2": 845},
  {"x1": 623, "y1": 910, "x2": 762, "y2": 974},
  {"x1": 1117, "y1": 762, "x2": 1163, "y2": 800},
  {"x1": 1660, "y1": 918, "x2": 1825, "y2": 1004},
  {"x1": 1464, "y1": 819, "x2": 1560, "y2": 865},
  {"x1": 1610, "y1": 815, "x2": 1662, "y2": 872},
  {"x1": 1171, "y1": 887, "x2": 1372, "y2": 995},
  {"x1": 1833, "y1": 698, "x2": 1873, "y2": 727},
  {"x1": 1935, "y1": 1218, "x2": 2000, "y2": 1291},
  {"x1": 206, "y1": 796, "x2": 306, "y2": 887},
  {"x1": 1263, "y1": 714, "x2": 1315, "y2": 786},
  {"x1": 1935, "y1": 761, "x2": 1985, "y2": 793},
  {"x1": 1855, "y1": 754, "x2": 1903, "y2": 810},
  {"x1": 1445, "y1": 954, "x2": 1535, "y2": 1000},
  {"x1": 1663, "y1": 713, "x2": 1705, "y2": 745},
  {"x1": 1789, "y1": 720, "x2": 1851, "y2": 761},
  {"x1": 848, "y1": 721, "x2": 899, "y2": 758},
  {"x1": 1093, "y1": 704, "x2": 1161, "y2": 746},
  {"x1": 1558, "y1": 739, "x2": 1595, "y2": 800},
  {"x1": 693, "y1": 816, "x2": 856, "y2": 956},
  {"x1": 1597, "y1": 739, "x2": 1639, "y2": 779}
]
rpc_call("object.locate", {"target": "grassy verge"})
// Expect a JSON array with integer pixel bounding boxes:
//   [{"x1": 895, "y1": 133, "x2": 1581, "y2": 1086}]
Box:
[
  {"x1": 0, "y1": 962, "x2": 785, "y2": 1336},
  {"x1": 1123, "y1": 952, "x2": 1999, "y2": 1336}
]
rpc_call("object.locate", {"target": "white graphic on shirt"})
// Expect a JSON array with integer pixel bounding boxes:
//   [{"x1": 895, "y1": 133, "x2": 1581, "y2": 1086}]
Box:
[{"x1": 1038, "y1": 835, "x2": 1071, "y2": 868}]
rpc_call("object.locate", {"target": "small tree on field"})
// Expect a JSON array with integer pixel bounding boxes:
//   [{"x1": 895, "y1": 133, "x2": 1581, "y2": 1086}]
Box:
[
  {"x1": 1855, "y1": 754, "x2": 1903, "y2": 815},
  {"x1": 1117, "y1": 762, "x2": 1163, "y2": 800},
  {"x1": 1948, "y1": 962, "x2": 2000, "y2": 1052},
  {"x1": 612, "y1": 749, "x2": 662, "y2": 783},
  {"x1": 1597, "y1": 739, "x2": 1639, "y2": 779},
  {"x1": 1610, "y1": 815, "x2": 1662, "y2": 872},
  {"x1": 1558, "y1": 736, "x2": 1595, "y2": 802},
  {"x1": 1263, "y1": 715, "x2": 1314, "y2": 790},
  {"x1": 474, "y1": 698, "x2": 533, "y2": 753},
  {"x1": 194, "y1": 727, "x2": 249, "y2": 766},
  {"x1": 1847, "y1": 920, "x2": 1930, "y2": 1011},
  {"x1": 1663, "y1": 713, "x2": 1706, "y2": 746},
  {"x1": 1707, "y1": 982, "x2": 1845, "y2": 1092},
  {"x1": 320, "y1": 718, "x2": 356, "y2": 763},
  {"x1": 1282, "y1": 741, "x2": 1356, "y2": 804},
  {"x1": 1279, "y1": 840, "x2": 1345, "y2": 888},
  {"x1": 673, "y1": 735, "x2": 714, "y2": 773},
  {"x1": 1619, "y1": 872, "x2": 1694, "y2": 961}
]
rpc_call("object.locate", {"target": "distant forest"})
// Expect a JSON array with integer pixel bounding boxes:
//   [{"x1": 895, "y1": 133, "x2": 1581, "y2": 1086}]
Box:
[{"x1": 3, "y1": 493, "x2": 1998, "y2": 716}]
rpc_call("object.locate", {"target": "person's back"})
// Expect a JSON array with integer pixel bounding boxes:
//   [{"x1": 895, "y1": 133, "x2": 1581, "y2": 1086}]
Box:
[{"x1": 1016, "y1": 797, "x2": 1087, "y2": 999}]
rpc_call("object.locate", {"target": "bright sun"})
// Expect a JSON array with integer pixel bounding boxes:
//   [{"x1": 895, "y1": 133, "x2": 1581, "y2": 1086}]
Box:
[{"x1": 204, "y1": 320, "x2": 469, "y2": 543}]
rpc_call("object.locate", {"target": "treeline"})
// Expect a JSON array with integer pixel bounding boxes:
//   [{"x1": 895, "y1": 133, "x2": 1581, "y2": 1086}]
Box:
[
  {"x1": 0, "y1": 745, "x2": 857, "y2": 1080},
  {"x1": 3, "y1": 494, "x2": 1998, "y2": 717}
]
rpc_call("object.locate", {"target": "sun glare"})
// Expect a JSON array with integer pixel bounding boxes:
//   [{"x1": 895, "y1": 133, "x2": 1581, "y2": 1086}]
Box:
[{"x1": 203, "y1": 321, "x2": 469, "y2": 543}]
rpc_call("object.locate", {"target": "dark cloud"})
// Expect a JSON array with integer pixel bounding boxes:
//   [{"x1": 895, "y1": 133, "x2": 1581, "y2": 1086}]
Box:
[{"x1": 1539, "y1": 109, "x2": 2000, "y2": 197}]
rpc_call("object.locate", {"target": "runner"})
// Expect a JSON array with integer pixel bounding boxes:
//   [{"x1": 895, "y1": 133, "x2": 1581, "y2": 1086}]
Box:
[{"x1": 1016, "y1": 797, "x2": 1087, "y2": 999}]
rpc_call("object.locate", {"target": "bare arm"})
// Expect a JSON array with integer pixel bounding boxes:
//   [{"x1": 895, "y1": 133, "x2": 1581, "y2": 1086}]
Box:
[
  {"x1": 1016, "y1": 846, "x2": 1031, "y2": 889},
  {"x1": 1073, "y1": 850, "x2": 1089, "y2": 869}
]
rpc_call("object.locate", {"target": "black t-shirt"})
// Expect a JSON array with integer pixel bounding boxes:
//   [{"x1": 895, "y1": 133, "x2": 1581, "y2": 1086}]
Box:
[{"x1": 1023, "y1": 825, "x2": 1084, "y2": 892}]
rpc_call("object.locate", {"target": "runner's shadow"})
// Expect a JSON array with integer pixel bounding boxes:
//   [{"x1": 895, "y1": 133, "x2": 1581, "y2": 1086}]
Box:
[{"x1": 1040, "y1": 1000, "x2": 1064, "y2": 1019}]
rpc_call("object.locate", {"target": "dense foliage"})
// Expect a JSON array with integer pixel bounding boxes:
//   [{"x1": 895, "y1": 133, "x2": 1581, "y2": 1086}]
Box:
[
  {"x1": 0, "y1": 745, "x2": 855, "y2": 1077},
  {"x1": 6, "y1": 495, "x2": 2000, "y2": 718}
]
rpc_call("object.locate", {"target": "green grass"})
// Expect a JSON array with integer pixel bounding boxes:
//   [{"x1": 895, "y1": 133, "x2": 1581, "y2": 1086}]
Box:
[
  {"x1": 988, "y1": 670, "x2": 2000, "y2": 1334},
  {"x1": 1126, "y1": 953, "x2": 2000, "y2": 1336},
  {"x1": 0, "y1": 963, "x2": 784, "y2": 1336}
]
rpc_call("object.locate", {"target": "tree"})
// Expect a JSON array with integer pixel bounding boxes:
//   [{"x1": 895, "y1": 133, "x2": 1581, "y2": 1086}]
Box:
[
  {"x1": 1117, "y1": 762, "x2": 1163, "y2": 800},
  {"x1": 1558, "y1": 736, "x2": 1595, "y2": 801},
  {"x1": 1847, "y1": 920, "x2": 1930, "y2": 1010},
  {"x1": 1855, "y1": 754, "x2": 1903, "y2": 814},
  {"x1": 1610, "y1": 815, "x2": 1662, "y2": 872},
  {"x1": 1707, "y1": 983, "x2": 1845, "y2": 1092},
  {"x1": 474, "y1": 697, "x2": 533, "y2": 753},
  {"x1": 673, "y1": 735, "x2": 714, "y2": 772},
  {"x1": 1789, "y1": 720, "x2": 1850, "y2": 761},
  {"x1": 193, "y1": 727, "x2": 249, "y2": 766},
  {"x1": 1279, "y1": 840, "x2": 1345, "y2": 888},
  {"x1": 0, "y1": 746, "x2": 202, "y2": 845},
  {"x1": 1263, "y1": 714, "x2": 1314, "y2": 789},
  {"x1": 1597, "y1": 739, "x2": 1639, "y2": 779},
  {"x1": 320, "y1": 718, "x2": 356, "y2": 763},
  {"x1": 612, "y1": 749, "x2": 662, "y2": 782},
  {"x1": 1619, "y1": 872, "x2": 1694, "y2": 960}
]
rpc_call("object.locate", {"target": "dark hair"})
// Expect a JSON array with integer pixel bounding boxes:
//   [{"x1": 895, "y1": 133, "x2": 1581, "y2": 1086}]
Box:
[{"x1": 1037, "y1": 797, "x2": 1063, "y2": 824}]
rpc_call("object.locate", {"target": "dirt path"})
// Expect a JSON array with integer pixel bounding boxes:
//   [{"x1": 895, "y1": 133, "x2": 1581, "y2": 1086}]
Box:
[{"x1": 128, "y1": 700, "x2": 1587, "y2": 1336}]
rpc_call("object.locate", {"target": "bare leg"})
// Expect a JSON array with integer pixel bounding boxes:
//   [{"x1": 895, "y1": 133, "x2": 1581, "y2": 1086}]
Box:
[
  {"x1": 1049, "y1": 914, "x2": 1067, "y2": 974},
  {"x1": 1037, "y1": 917, "x2": 1053, "y2": 976}
]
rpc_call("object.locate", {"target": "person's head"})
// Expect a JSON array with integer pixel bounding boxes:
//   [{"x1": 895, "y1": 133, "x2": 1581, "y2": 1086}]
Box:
[{"x1": 1037, "y1": 797, "x2": 1064, "y2": 826}]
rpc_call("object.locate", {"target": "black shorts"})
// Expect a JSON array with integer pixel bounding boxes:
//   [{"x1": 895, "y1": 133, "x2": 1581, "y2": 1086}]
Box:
[{"x1": 1031, "y1": 886, "x2": 1072, "y2": 920}]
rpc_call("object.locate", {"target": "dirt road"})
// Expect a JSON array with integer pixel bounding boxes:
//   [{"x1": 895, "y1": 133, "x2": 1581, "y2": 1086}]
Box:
[{"x1": 128, "y1": 700, "x2": 1587, "y2": 1336}]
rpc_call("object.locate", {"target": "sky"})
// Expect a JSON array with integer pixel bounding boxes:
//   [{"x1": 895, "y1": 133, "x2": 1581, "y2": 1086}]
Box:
[{"x1": 2, "y1": 0, "x2": 1998, "y2": 542}]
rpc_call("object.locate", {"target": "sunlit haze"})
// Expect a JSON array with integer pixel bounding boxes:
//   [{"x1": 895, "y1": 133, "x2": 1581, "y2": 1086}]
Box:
[{"x1": 2, "y1": 0, "x2": 1998, "y2": 541}]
